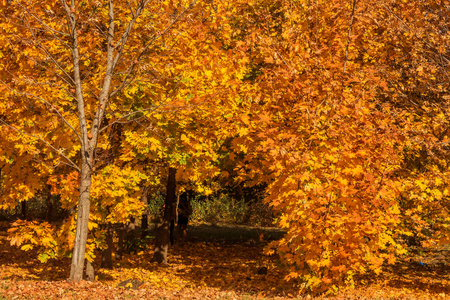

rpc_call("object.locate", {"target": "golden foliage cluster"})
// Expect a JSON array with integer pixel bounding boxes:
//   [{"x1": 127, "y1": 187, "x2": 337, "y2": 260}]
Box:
[{"x1": 0, "y1": 0, "x2": 449, "y2": 293}]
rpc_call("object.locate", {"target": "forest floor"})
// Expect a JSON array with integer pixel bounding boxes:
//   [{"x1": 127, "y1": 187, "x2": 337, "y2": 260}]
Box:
[{"x1": 0, "y1": 222, "x2": 449, "y2": 299}]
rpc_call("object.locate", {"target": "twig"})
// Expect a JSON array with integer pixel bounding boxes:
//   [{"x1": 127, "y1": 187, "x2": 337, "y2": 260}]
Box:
[
  {"x1": 0, "y1": 119, "x2": 81, "y2": 172},
  {"x1": 343, "y1": 0, "x2": 357, "y2": 75}
]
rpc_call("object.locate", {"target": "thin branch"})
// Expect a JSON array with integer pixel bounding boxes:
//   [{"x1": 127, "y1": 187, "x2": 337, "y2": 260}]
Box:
[
  {"x1": 4, "y1": 35, "x2": 74, "y2": 87},
  {"x1": 0, "y1": 119, "x2": 81, "y2": 172},
  {"x1": 16, "y1": 0, "x2": 70, "y2": 37},
  {"x1": 102, "y1": 89, "x2": 218, "y2": 133},
  {"x1": 100, "y1": 96, "x2": 171, "y2": 133},
  {"x1": 111, "y1": 0, "x2": 150, "y2": 70},
  {"x1": 381, "y1": 3, "x2": 450, "y2": 65},
  {"x1": 31, "y1": 157, "x2": 77, "y2": 171},
  {"x1": 109, "y1": 1, "x2": 195, "y2": 98},
  {"x1": 343, "y1": 0, "x2": 357, "y2": 75},
  {"x1": 0, "y1": 11, "x2": 71, "y2": 51},
  {"x1": 126, "y1": 0, "x2": 136, "y2": 17},
  {"x1": 21, "y1": 14, "x2": 74, "y2": 85},
  {"x1": 89, "y1": 0, "x2": 116, "y2": 146},
  {"x1": 62, "y1": 0, "x2": 91, "y2": 166},
  {"x1": 88, "y1": 20, "x2": 107, "y2": 39},
  {"x1": 0, "y1": 79, "x2": 81, "y2": 142}
]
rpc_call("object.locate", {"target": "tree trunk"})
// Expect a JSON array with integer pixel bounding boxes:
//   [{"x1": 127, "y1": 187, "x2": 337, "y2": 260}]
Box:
[
  {"x1": 69, "y1": 163, "x2": 92, "y2": 281},
  {"x1": 21, "y1": 201, "x2": 27, "y2": 220},
  {"x1": 141, "y1": 214, "x2": 148, "y2": 237},
  {"x1": 101, "y1": 224, "x2": 113, "y2": 269},
  {"x1": 152, "y1": 167, "x2": 176, "y2": 264},
  {"x1": 116, "y1": 221, "x2": 136, "y2": 259},
  {"x1": 86, "y1": 260, "x2": 95, "y2": 281},
  {"x1": 46, "y1": 185, "x2": 53, "y2": 222},
  {"x1": 141, "y1": 186, "x2": 150, "y2": 238},
  {"x1": 116, "y1": 225, "x2": 125, "y2": 261}
]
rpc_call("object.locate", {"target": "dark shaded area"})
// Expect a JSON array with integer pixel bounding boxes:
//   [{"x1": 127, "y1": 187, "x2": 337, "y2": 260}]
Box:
[
  {"x1": 0, "y1": 222, "x2": 449, "y2": 298},
  {"x1": 152, "y1": 167, "x2": 177, "y2": 264},
  {"x1": 0, "y1": 194, "x2": 67, "y2": 222},
  {"x1": 188, "y1": 223, "x2": 285, "y2": 244}
]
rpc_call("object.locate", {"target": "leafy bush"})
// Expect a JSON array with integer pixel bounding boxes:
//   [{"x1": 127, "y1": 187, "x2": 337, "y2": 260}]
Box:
[
  {"x1": 147, "y1": 193, "x2": 165, "y2": 221},
  {"x1": 191, "y1": 195, "x2": 275, "y2": 226},
  {"x1": 123, "y1": 228, "x2": 154, "y2": 253}
]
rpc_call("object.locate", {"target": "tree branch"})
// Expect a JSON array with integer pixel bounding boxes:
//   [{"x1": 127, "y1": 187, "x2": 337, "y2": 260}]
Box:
[
  {"x1": 109, "y1": 1, "x2": 195, "y2": 99},
  {"x1": 0, "y1": 119, "x2": 81, "y2": 172},
  {"x1": 343, "y1": 0, "x2": 357, "y2": 75},
  {"x1": 21, "y1": 14, "x2": 74, "y2": 85},
  {"x1": 0, "y1": 79, "x2": 81, "y2": 142}
]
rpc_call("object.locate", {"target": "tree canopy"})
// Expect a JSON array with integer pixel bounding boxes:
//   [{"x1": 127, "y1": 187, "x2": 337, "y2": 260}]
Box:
[{"x1": 0, "y1": 0, "x2": 449, "y2": 293}]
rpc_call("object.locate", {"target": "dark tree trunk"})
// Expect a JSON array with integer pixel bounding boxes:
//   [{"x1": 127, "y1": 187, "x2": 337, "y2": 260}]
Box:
[
  {"x1": 187, "y1": 189, "x2": 195, "y2": 201},
  {"x1": 141, "y1": 186, "x2": 150, "y2": 238},
  {"x1": 101, "y1": 225, "x2": 113, "y2": 269},
  {"x1": 141, "y1": 215, "x2": 148, "y2": 237},
  {"x1": 152, "y1": 167, "x2": 176, "y2": 264},
  {"x1": 116, "y1": 220, "x2": 136, "y2": 260},
  {"x1": 46, "y1": 185, "x2": 53, "y2": 222},
  {"x1": 21, "y1": 201, "x2": 27, "y2": 219},
  {"x1": 116, "y1": 225, "x2": 125, "y2": 261}
]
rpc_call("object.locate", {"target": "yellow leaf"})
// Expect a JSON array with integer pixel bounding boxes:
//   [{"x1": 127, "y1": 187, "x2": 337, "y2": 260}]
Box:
[{"x1": 21, "y1": 244, "x2": 33, "y2": 251}]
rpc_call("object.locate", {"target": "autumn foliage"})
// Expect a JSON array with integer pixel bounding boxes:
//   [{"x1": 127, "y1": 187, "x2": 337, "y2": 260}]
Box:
[{"x1": 0, "y1": 0, "x2": 449, "y2": 295}]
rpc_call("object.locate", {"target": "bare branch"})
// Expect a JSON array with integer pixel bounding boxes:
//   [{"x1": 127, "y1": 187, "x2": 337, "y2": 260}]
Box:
[
  {"x1": 101, "y1": 89, "x2": 219, "y2": 133},
  {"x1": 380, "y1": 3, "x2": 450, "y2": 66},
  {"x1": 15, "y1": 0, "x2": 70, "y2": 37},
  {"x1": 111, "y1": 0, "x2": 150, "y2": 71},
  {"x1": 61, "y1": 0, "x2": 91, "y2": 166},
  {"x1": 126, "y1": 0, "x2": 136, "y2": 17},
  {"x1": 89, "y1": 0, "x2": 116, "y2": 146},
  {"x1": 0, "y1": 10, "x2": 71, "y2": 51}
]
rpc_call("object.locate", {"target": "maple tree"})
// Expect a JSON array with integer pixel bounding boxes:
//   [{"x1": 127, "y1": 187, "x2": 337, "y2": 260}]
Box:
[
  {"x1": 223, "y1": 0, "x2": 449, "y2": 292},
  {"x1": 367, "y1": 0, "x2": 450, "y2": 249},
  {"x1": 0, "y1": 0, "x2": 449, "y2": 294},
  {"x1": 0, "y1": 0, "x2": 249, "y2": 281}
]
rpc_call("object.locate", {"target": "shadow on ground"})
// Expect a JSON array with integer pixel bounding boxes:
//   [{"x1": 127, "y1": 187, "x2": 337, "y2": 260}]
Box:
[{"x1": 1, "y1": 222, "x2": 449, "y2": 298}]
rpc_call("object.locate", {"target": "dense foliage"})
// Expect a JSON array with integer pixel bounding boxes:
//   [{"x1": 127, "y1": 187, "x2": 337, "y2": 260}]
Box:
[{"x1": 0, "y1": 0, "x2": 449, "y2": 293}]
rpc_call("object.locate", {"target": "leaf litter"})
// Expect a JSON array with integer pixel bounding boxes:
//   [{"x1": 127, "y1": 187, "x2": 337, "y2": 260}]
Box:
[{"x1": 0, "y1": 228, "x2": 449, "y2": 299}]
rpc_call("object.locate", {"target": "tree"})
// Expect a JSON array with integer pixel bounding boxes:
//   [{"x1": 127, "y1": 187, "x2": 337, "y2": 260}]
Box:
[
  {"x1": 364, "y1": 0, "x2": 450, "y2": 248},
  {"x1": 0, "y1": 0, "x2": 247, "y2": 281},
  {"x1": 152, "y1": 166, "x2": 176, "y2": 264},
  {"x1": 226, "y1": 0, "x2": 449, "y2": 292}
]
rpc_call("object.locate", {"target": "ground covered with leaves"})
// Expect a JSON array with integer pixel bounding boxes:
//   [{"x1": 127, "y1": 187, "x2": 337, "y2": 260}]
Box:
[{"x1": 0, "y1": 223, "x2": 449, "y2": 299}]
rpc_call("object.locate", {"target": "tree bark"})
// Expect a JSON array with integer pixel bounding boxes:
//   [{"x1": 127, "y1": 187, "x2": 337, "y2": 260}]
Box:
[
  {"x1": 65, "y1": 0, "x2": 95, "y2": 281},
  {"x1": 152, "y1": 167, "x2": 177, "y2": 264},
  {"x1": 116, "y1": 225, "x2": 125, "y2": 261},
  {"x1": 46, "y1": 185, "x2": 53, "y2": 222},
  {"x1": 116, "y1": 221, "x2": 136, "y2": 260},
  {"x1": 21, "y1": 201, "x2": 27, "y2": 220},
  {"x1": 141, "y1": 186, "x2": 150, "y2": 238},
  {"x1": 69, "y1": 163, "x2": 93, "y2": 281},
  {"x1": 86, "y1": 260, "x2": 95, "y2": 281},
  {"x1": 101, "y1": 224, "x2": 113, "y2": 269}
]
